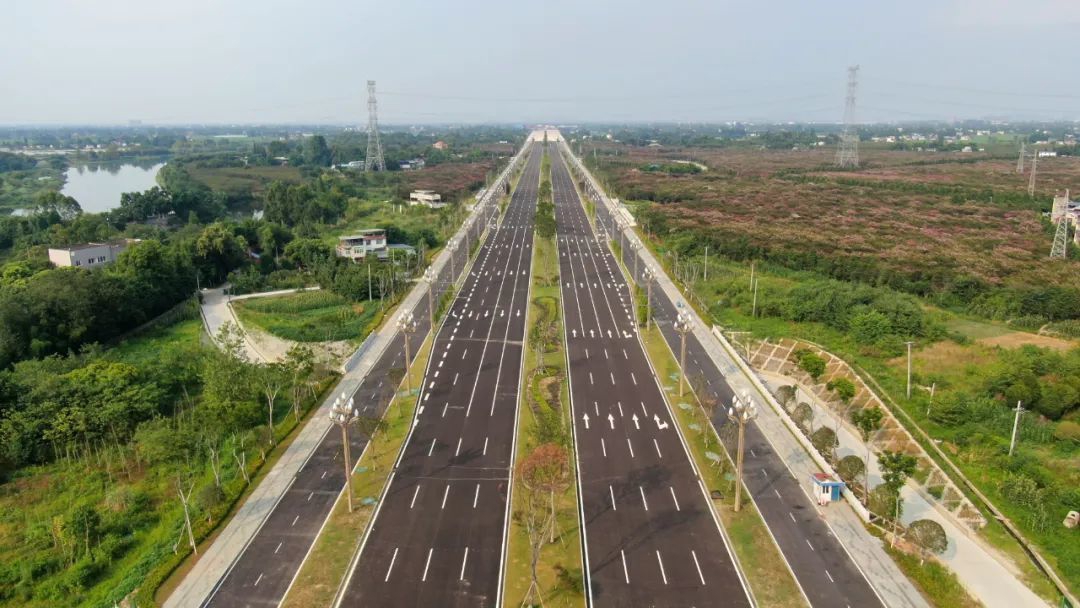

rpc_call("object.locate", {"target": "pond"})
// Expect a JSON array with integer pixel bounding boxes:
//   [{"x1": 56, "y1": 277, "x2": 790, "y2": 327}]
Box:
[{"x1": 60, "y1": 161, "x2": 167, "y2": 213}]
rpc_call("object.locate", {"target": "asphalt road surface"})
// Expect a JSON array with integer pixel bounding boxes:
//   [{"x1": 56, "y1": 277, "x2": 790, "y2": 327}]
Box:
[
  {"x1": 587, "y1": 160, "x2": 885, "y2": 608},
  {"x1": 550, "y1": 147, "x2": 753, "y2": 608},
  {"x1": 202, "y1": 169, "x2": 499, "y2": 608},
  {"x1": 335, "y1": 145, "x2": 541, "y2": 607}
]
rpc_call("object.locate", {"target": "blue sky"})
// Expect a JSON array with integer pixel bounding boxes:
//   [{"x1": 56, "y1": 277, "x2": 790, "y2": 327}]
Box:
[{"x1": 3, "y1": 0, "x2": 1079, "y2": 125}]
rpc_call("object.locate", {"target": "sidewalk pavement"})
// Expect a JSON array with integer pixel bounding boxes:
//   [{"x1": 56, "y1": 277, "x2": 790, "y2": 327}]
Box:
[
  {"x1": 762, "y1": 372, "x2": 1048, "y2": 608},
  {"x1": 166, "y1": 148, "x2": 527, "y2": 608}
]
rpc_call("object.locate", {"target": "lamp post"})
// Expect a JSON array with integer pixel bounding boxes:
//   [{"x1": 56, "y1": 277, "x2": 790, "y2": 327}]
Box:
[
  {"x1": 329, "y1": 393, "x2": 358, "y2": 513},
  {"x1": 643, "y1": 266, "x2": 655, "y2": 329},
  {"x1": 905, "y1": 341, "x2": 914, "y2": 399},
  {"x1": 630, "y1": 238, "x2": 641, "y2": 281},
  {"x1": 446, "y1": 238, "x2": 458, "y2": 283},
  {"x1": 397, "y1": 312, "x2": 417, "y2": 395},
  {"x1": 728, "y1": 389, "x2": 758, "y2": 513},
  {"x1": 674, "y1": 307, "x2": 693, "y2": 398},
  {"x1": 423, "y1": 267, "x2": 436, "y2": 334}
]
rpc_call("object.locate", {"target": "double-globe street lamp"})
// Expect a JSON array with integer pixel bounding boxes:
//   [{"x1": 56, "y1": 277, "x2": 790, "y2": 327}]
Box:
[
  {"x1": 329, "y1": 393, "x2": 358, "y2": 513},
  {"x1": 642, "y1": 266, "x2": 655, "y2": 330},
  {"x1": 728, "y1": 389, "x2": 759, "y2": 512},
  {"x1": 673, "y1": 308, "x2": 693, "y2": 398},
  {"x1": 397, "y1": 312, "x2": 418, "y2": 395}
]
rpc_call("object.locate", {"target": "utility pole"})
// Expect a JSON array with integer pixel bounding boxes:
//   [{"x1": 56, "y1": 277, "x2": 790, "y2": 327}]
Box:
[
  {"x1": 749, "y1": 261, "x2": 755, "y2": 289},
  {"x1": 836, "y1": 65, "x2": 860, "y2": 168},
  {"x1": 703, "y1": 245, "x2": 708, "y2": 282},
  {"x1": 751, "y1": 278, "x2": 759, "y2": 318},
  {"x1": 1028, "y1": 153, "x2": 1038, "y2": 197},
  {"x1": 728, "y1": 390, "x2": 758, "y2": 512},
  {"x1": 329, "y1": 394, "x2": 358, "y2": 512},
  {"x1": 1051, "y1": 189, "x2": 1070, "y2": 259},
  {"x1": 924, "y1": 382, "x2": 937, "y2": 418},
  {"x1": 1009, "y1": 401, "x2": 1024, "y2": 456},
  {"x1": 905, "y1": 341, "x2": 914, "y2": 399},
  {"x1": 365, "y1": 80, "x2": 385, "y2": 172},
  {"x1": 674, "y1": 308, "x2": 693, "y2": 397},
  {"x1": 397, "y1": 312, "x2": 417, "y2": 394},
  {"x1": 1016, "y1": 141, "x2": 1026, "y2": 173},
  {"x1": 631, "y1": 239, "x2": 641, "y2": 280},
  {"x1": 643, "y1": 266, "x2": 655, "y2": 329}
]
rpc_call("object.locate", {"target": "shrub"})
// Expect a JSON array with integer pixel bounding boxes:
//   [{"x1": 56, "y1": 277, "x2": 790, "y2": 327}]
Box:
[
  {"x1": 837, "y1": 454, "x2": 866, "y2": 483},
  {"x1": 1053, "y1": 420, "x2": 1080, "y2": 443},
  {"x1": 794, "y1": 349, "x2": 827, "y2": 380},
  {"x1": 826, "y1": 378, "x2": 857, "y2": 404},
  {"x1": 811, "y1": 427, "x2": 839, "y2": 461},
  {"x1": 906, "y1": 519, "x2": 948, "y2": 562}
]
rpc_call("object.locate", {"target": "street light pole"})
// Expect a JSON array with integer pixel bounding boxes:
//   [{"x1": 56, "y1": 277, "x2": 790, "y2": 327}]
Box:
[
  {"x1": 329, "y1": 393, "x2": 358, "y2": 513},
  {"x1": 728, "y1": 389, "x2": 758, "y2": 513},
  {"x1": 447, "y1": 238, "x2": 457, "y2": 283},
  {"x1": 674, "y1": 308, "x2": 693, "y2": 398},
  {"x1": 643, "y1": 267, "x2": 655, "y2": 330},
  {"x1": 423, "y1": 267, "x2": 436, "y2": 335},
  {"x1": 630, "y1": 239, "x2": 640, "y2": 281},
  {"x1": 397, "y1": 312, "x2": 417, "y2": 395}
]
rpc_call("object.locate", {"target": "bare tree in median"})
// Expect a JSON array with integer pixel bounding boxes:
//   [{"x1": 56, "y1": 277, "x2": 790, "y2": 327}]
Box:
[
  {"x1": 354, "y1": 415, "x2": 388, "y2": 470},
  {"x1": 517, "y1": 443, "x2": 570, "y2": 607}
]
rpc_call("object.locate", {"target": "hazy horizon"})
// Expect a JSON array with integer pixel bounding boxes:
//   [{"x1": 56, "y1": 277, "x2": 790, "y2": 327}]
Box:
[{"x1": 4, "y1": 0, "x2": 1080, "y2": 126}]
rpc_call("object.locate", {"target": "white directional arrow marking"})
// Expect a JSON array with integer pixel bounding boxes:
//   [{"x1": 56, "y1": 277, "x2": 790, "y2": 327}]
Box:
[
  {"x1": 607, "y1": 329, "x2": 613, "y2": 338},
  {"x1": 632, "y1": 414, "x2": 640, "y2": 429},
  {"x1": 572, "y1": 329, "x2": 578, "y2": 338},
  {"x1": 607, "y1": 414, "x2": 615, "y2": 429},
  {"x1": 589, "y1": 330, "x2": 595, "y2": 338},
  {"x1": 583, "y1": 413, "x2": 590, "y2": 429},
  {"x1": 654, "y1": 415, "x2": 669, "y2": 430}
]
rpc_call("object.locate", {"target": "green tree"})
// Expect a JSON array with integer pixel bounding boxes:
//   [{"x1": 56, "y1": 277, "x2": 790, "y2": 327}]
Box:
[
  {"x1": 304, "y1": 135, "x2": 332, "y2": 167},
  {"x1": 794, "y1": 350, "x2": 826, "y2": 380},
  {"x1": 878, "y1": 450, "x2": 918, "y2": 494},
  {"x1": 851, "y1": 406, "x2": 884, "y2": 501},
  {"x1": 836, "y1": 454, "x2": 866, "y2": 484},
  {"x1": 196, "y1": 223, "x2": 248, "y2": 284},
  {"x1": 849, "y1": 309, "x2": 892, "y2": 345},
  {"x1": 31, "y1": 190, "x2": 82, "y2": 222},
  {"x1": 811, "y1": 427, "x2": 839, "y2": 462}
]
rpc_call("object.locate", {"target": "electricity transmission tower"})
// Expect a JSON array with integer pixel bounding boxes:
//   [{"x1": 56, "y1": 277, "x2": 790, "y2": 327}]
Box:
[
  {"x1": 835, "y1": 65, "x2": 860, "y2": 168},
  {"x1": 1051, "y1": 190, "x2": 1070, "y2": 259},
  {"x1": 365, "y1": 80, "x2": 385, "y2": 172}
]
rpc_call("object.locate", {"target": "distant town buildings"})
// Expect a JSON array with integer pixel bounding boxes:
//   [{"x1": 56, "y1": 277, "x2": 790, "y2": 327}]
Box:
[
  {"x1": 48, "y1": 239, "x2": 139, "y2": 268},
  {"x1": 336, "y1": 230, "x2": 416, "y2": 262},
  {"x1": 432, "y1": 141, "x2": 448, "y2": 150},
  {"x1": 409, "y1": 190, "x2": 446, "y2": 209},
  {"x1": 399, "y1": 158, "x2": 426, "y2": 171}
]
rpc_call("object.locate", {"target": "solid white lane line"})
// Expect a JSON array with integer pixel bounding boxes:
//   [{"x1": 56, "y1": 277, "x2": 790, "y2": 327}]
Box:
[
  {"x1": 691, "y1": 550, "x2": 706, "y2": 585},
  {"x1": 627, "y1": 438, "x2": 635, "y2": 458},
  {"x1": 610, "y1": 485, "x2": 617, "y2": 511},
  {"x1": 621, "y1": 550, "x2": 630, "y2": 583},
  {"x1": 441, "y1": 485, "x2": 450, "y2": 509},
  {"x1": 653, "y1": 438, "x2": 662, "y2": 458},
  {"x1": 385, "y1": 547, "x2": 400, "y2": 581},
  {"x1": 422, "y1": 547, "x2": 434, "y2": 582},
  {"x1": 410, "y1": 486, "x2": 421, "y2": 509},
  {"x1": 601, "y1": 438, "x2": 607, "y2": 457},
  {"x1": 254, "y1": 573, "x2": 264, "y2": 587},
  {"x1": 455, "y1": 437, "x2": 462, "y2": 456},
  {"x1": 473, "y1": 483, "x2": 480, "y2": 508},
  {"x1": 460, "y1": 547, "x2": 470, "y2": 580},
  {"x1": 429, "y1": 438, "x2": 437, "y2": 456},
  {"x1": 640, "y1": 401, "x2": 648, "y2": 415},
  {"x1": 594, "y1": 401, "x2": 599, "y2": 415},
  {"x1": 585, "y1": 348, "x2": 589, "y2": 359},
  {"x1": 640, "y1": 486, "x2": 649, "y2": 510},
  {"x1": 656, "y1": 551, "x2": 668, "y2": 585},
  {"x1": 670, "y1": 487, "x2": 681, "y2": 511}
]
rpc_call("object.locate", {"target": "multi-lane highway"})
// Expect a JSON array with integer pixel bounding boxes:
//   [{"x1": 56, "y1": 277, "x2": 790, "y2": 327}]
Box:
[
  {"x1": 335, "y1": 144, "x2": 540, "y2": 607},
  {"x1": 550, "y1": 146, "x2": 753, "y2": 607},
  {"x1": 198, "y1": 158, "x2": 509, "y2": 608},
  {"x1": 573, "y1": 144, "x2": 886, "y2": 608}
]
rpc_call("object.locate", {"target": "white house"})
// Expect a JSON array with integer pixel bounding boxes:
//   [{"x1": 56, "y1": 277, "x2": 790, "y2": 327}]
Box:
[
  {"x1": 409, "y1": 190, "x2": 447, "y2": 209},
  {"x1": 48, "y1": 239, "x2": 139, "y2": 268},
  {"x1": 336, "y1": 230, "x2": 387, "y2": 262}
]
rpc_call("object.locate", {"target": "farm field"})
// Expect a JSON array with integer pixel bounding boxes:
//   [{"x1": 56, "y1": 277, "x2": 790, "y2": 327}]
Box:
[
  {"x1": 232, "y1": 290, "x2": 380, "y2": 343},
  {"x1": 588, "y1": 145, "x2": 1080, "y2": 310}
]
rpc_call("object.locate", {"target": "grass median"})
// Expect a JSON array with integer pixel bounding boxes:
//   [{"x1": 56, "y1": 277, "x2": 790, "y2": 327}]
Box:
[
  {"x1": 280, "y1": 331, "x2": 433, "y2": 608},
  {"x1": 638, "y1": 323, "x2": 808, "y2": 607},
  {"x1": 502, "y1": 231, "x2": 586, "y2": 608}
]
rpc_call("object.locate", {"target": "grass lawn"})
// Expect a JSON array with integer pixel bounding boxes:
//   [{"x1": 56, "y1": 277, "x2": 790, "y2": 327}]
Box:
[
  {"x1": 503, "y1": 234, "x2": 585, "y2": 608},
  {"x1": 232, "y1": 290, "x2": 381, "y2": 343},
  {"x1": 187, "y1": 165, "x2": 301, "y2": 196}
]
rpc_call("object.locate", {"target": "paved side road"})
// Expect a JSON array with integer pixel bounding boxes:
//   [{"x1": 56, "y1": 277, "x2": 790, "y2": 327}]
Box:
[{"x1": 562, "y1": 141, "x2": 929, "y2": 608}]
